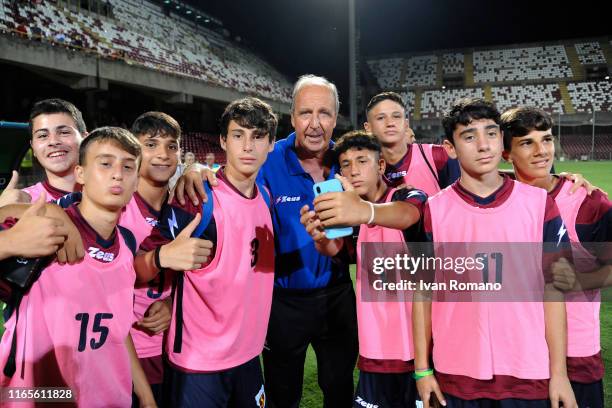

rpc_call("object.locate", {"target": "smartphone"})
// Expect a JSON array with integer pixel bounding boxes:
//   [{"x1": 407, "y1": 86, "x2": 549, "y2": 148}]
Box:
[{"x1": 312, "y1": 179, "x2": 353, "y2": 239}]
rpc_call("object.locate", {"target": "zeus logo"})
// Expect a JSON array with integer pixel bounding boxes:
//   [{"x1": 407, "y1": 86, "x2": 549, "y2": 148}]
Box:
[
  {"x1": 145, "y1": 217, "x2": 158, "y2": 227},
  {"x1": 386, "y1": 170, "x2": 406, "y2": 179},
  {"x1": 355, "y1": 396, "x2": 379, "y2": 408},
  {"x1": 275, "y1": 195, "x2": 301, "y2": 204},
  {"x1": 557, "y1": 223, "x2": 567, "y2": 246},
  {"x1": 88, "y1": 247, "x2": 115, "y2": 262},
  {"x1": 406, "y1": 190, "x2": 425, "y2": 201},
  {"x1": 168, "y1": 210, "x2": 179, "y2": 239}
]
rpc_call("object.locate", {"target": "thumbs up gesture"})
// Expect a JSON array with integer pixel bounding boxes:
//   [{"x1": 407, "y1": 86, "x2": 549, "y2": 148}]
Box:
[
  {"x1": 0, "y1": 171, "x2": 32, "y2": 207},
  {"x1": 5, "y1": 192, "x2": 69, "y2": 258},
  {"x1": 158, "y1": 213, "x2": 214, "y2": 271}
]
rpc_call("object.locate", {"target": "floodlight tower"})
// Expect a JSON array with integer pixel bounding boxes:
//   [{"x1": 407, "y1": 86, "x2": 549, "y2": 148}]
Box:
[{"x1": 348, "y1": 0, "x2": 357, "y2": 129}]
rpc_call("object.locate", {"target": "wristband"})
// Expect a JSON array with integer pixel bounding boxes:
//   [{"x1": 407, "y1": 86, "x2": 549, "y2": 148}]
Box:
[
  {"x1": 154, "y1": 247, "x2": 163, "y2": 270},
  {"x1": 412, "y1": 368, "x2": 434, "y2": 380},
  {"x1": 367, "y1": 201, "x2": 375, "y2": 225}
]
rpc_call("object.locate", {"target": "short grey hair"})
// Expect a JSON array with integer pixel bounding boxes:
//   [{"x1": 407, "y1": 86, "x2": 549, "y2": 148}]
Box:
[{"x1": 291, "y1": 74, "x2": 340, "y2": 115}]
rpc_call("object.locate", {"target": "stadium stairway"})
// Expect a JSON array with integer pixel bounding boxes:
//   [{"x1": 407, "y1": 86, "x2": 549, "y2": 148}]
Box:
[
  {"x1": 558, "y1": 82, "x2": 575, "y2": 114},
  {"x1": 565, "y1": 45, "x2": 585, "y2": 81},
  {"x1": 413, "y1": 89, "x2": 422, "y2": 120},
  {"x1": 464, "y1": 52, "x2": 474, "y2": 86},
  {"x1": 484, "y1": 84, "x2": 492, "y2": 103},
  {"x1": 436, "y1": 53, "x2": 443, "y2": 88},
  {"x1": 399, "y1": 59, "x2": 408, "y2": 88},
  {"x1": 601, "y1": 40, "x2": 612, "y2": 66},
  {"x1": 69, "y1": 13, "x2": 110, "y2": 50}
]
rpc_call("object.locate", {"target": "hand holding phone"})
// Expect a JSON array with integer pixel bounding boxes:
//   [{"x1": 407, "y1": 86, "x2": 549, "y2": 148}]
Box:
[{"x1": 312, "y1": 179, "x2": 353, "y2": 239}]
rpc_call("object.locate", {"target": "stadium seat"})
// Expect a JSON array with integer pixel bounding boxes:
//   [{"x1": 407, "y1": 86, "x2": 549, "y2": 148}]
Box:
[
  {"x1": 574, "y1": 42, "x2": 606, "y2": 65},
  {"x1": 473, "y1": 45, "x2": 572, "y2": 83},
  {"x1": 492, "y1": 84, "x2": 564, "y2": 113},
  {"x1": 567, "y1": 81, "x2": 612, "y2": 112},
  {"x1": 420, "y1": 88, "x2": 484, "y2": 119},
  {"x1": 442, "y1": 52, "x2": 464, "y2": 75},
  {"x1": 0, "y1": 0, "x2": 292, "y2": 103},
  {"x1": 367, "y1": 58, "x2": 404, "y2": 89}
]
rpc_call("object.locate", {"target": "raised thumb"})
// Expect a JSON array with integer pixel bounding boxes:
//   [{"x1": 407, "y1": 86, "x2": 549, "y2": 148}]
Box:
[
  {"x1": 23, "y1": 191, "x2": 47, "y2": 217},
  {"x1": 177, "y1": 212, "x2": 201, "y2": 238},
  {"x1": 5, "y1": 170, "x2": 19, "y2": 190}
]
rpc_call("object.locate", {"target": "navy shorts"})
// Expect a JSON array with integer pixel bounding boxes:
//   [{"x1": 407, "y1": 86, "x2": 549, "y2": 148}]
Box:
[
  {"x1": 164, "y1": 356, "x2": 266, "y2": 408},
  {"x1": 571, "y1": 379, "x2": 603, "y2": 408},
  {"x1": 354, "y1": 370, "x2": 417, "y2": 408},
  {"x1": 443, "y1": 395, "x2": 549, "y2": 408}
]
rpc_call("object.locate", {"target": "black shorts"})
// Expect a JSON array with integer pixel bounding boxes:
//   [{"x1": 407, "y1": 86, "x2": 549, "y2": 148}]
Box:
[{"x1": 354, "y1": 370, "x2": 417, "y2": 408}]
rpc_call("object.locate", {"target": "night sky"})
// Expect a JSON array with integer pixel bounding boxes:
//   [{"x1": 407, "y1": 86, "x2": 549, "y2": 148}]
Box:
[{"x1": 187, "y1": 0, "x2": 609, "y2": 114}]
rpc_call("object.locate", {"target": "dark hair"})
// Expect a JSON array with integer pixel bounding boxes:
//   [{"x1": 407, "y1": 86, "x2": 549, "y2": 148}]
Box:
[
  {"x1": 131, "y1": 111, "x2": 181, "y2": 140},
  {"x1": 29, "y1": 98, "x2": 87, "y2": 136},
  {"x1": 366, "y1": 92, "x2": 406, "y2": 116},
  {"x1": 220, "y1": 97, "x2": 278, "y2": 141},
  {"x1": 333, "y1": 130, "x2": 381, "y2": 159},
  {"x1": 442, "y1": 97, "x2": 500, "y2": 143},
  {"x1": 79, "y1": 127, "x2": 141, "y2": 166},
  {"x1": 500, "y1": 107, "x2": 554, "y2": 151}
]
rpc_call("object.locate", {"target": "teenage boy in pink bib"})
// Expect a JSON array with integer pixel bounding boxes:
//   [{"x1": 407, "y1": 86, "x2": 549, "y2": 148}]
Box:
[
  {"x1": 127, "y1": 112, "x2": 183, "y2": 406},
  {"x1": 0, "y1": 127, "x2": 155, "y2": 407},
  {"x1": 136, "y1": 97, "x2": 277, "y2": 407},
  {"x1": 502, "y1": 106, "x2": 610, "y2": 408},
  {"x1": 364, "y1": 92, "x2": 459, "y2": 196},
  {"x1": 412, "y1": 98, "x2": 577, "y2": 408},
  {"x1": 46, "y1": 112, "x2": 184, "y2": 406},
  {"x1": 23, "y1": 99, "x2": 87, "y2": 202}
]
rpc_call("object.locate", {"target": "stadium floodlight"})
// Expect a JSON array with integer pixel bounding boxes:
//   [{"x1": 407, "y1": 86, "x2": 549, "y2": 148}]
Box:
[
  {"x1": 606, "y1": 75, "x2": 610, "y2": 80},
  {"x1": 196, "y1": 15, "x2": 202, "y2": 19},
  {"x1": 163, "y1": 0, "x2": 170, "y2": 3},
  {"x1": 186, "y1": 10, "x2": 192, "y2": 14},
  {"x1": 205, "y1": 18, "x2": 210, "y2": 23},
  {"x1": 176, "y1": 5, "x2": 180, "y2": 9}
]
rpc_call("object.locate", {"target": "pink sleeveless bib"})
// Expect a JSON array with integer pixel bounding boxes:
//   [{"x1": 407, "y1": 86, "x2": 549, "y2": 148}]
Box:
[
  {"x1": 356, "y1": 188, "x2": 414, "y2": 361},
  {"x1": 120, "y1": 196, "x2": 173, "y2": 359},
  {"x1": 0, "y1": 231, "x2": 135, "y2": 407},
  {"x1": 166, "y1": 180, "x2": 275, "y2": 372},
  {"x1": 554, "y1": 181, "x2": 600, "y2": 358},
  {"x1": 428, "y1": 180, "x2": 550, "y2": 380},
  {"x1": 22, "y1": 182, "x2": 55, "y2": 203},
  {"x1": 403, "y1": 144, "x2": 440, "y2": 197}
]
